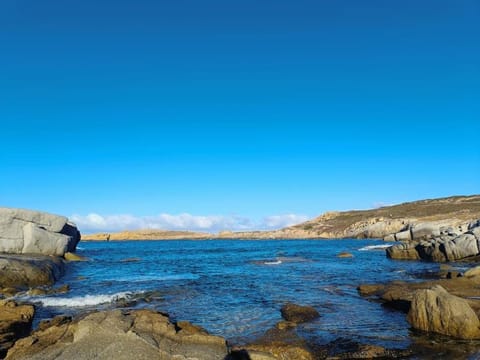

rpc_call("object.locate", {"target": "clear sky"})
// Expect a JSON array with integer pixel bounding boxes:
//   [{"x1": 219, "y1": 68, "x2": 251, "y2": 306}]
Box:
[{"x1": 0, "y1": 0, "x2": 479, "y2": 233}]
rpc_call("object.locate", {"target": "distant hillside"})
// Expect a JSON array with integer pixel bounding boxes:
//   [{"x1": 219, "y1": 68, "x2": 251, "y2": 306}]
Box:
[
  {"x1": 81, "y1": 229, "x2": 211, "y2": 241},
  {"x1": 81, "y1": 195, "x2": 480, "y2": 241},
  {"x1": 284, "y1": 195, "x2": 480, "y2": 239}
]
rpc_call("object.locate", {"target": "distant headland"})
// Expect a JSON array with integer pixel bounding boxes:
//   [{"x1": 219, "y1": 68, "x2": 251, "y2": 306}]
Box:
[{"x1": 81, "y1": 194, "x2": 480, "y2": 241}]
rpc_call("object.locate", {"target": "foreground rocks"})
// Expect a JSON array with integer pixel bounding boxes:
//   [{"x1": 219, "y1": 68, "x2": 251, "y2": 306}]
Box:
[
  {"x1": 0, "y1": 208, "x2": 80, "y2": 256},
  {"x1": 386, "y1": 221, "x2": 480, "y2": 262},
  {"x1": 0, "y1": 301, "x2": 34, "y2": 358},
  {"x1": 6, "y1": 309, "x2": 228, "y2": 360},
  {"x1": 407, "y1": 285, "x2": 480, "y2": 339},
  {"x1": 359, "y1": 264, "x2": 480, "y2": 341}
]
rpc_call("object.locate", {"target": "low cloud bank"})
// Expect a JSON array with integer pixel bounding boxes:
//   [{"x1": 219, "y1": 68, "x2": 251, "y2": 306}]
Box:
[{"x1": 70, "y1": 213, "x2": 310, "y2": 234}]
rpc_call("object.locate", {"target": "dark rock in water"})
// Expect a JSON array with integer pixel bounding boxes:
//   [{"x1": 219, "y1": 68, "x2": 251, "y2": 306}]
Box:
[
  {"x1": 27, "y1": 284, "x2": 70, "y2": 297},
  {"x1": 0, "y1": 300, "x2": 34, "y2": 358},
  {"x1": 280, "y1": 303, "x2": 320, "y2": 324},
  {"x1": 231, "y1": 320, "x2": 315, "y2": 359},
  {"x1": 337, "y1": 252, "x2": 354, "y2": 258},
  {"x1": 322, "y1": 338, "x2": 412, "y2": 359},
  {"x1": 5, "y1": 309, "x2": 228, "y2": 360},
  {"x1": 0, "y1": 254, "x2": 64, "y2": 288}
]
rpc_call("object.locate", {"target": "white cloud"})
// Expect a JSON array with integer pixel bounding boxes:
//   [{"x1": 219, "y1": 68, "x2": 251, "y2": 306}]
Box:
[{"x1": 70, "y1": 212, "x2": 310, "y2": 234}]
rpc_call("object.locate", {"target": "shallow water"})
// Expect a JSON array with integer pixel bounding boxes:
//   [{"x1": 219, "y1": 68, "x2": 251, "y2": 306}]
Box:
[{"x1": 21, "y1": 239, "x2": 475, "y2": 350}]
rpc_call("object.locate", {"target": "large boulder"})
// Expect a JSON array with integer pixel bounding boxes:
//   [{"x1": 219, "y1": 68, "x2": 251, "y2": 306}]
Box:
[
  {"x1": 0, "y1": 300, "x2": 34, "y2": 358},
  {"x1": 0, "y1": 208, "x2": 80, "y2": 256},
  {"x1": 407, "y1": 285, "x2": 480, "y2": 339},
  {"x1": 6, "y1": 309, "x2": 228, "y2": 360},
  {"x1": 0, "y1": 254, "x2": 65, "y2": 289}
]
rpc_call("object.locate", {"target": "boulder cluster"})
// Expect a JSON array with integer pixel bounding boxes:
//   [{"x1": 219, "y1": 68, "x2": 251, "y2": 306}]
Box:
[{"x1": 386, "y1": 220, "x2": 480, "y2": 262}]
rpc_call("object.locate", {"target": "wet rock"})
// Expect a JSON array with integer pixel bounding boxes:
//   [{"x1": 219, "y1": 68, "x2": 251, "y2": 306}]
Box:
[
  {"x1": 64, "y1": 252, "x2": 87, "y2": 261},
  {"x1": 407, "y1": 285, "x2": 480, "y2": 339},
  {"x1": 280, "y1": 303, "x2": 320, "y2": 323},
  {"x1": 27, "y1": 284, "x2": 69, "y2": 296},
  {"x1": 0, "y1": 300, "x2": 34, "y2": 358},
  {"x1": 337, "y1": 252, "x2": 354, "y2": 258},
  {"x1": 6, "y1": 309, "x2": 228, "y2": 360},
  {"x1": 357, "y1": 284, "x2": 385, "y2": 297},
  {"x1": 0, "y1": 254, "x2": 64, "y2": 288},
  {"x1": 464, "y1": 265, "x2": 480, "y2": 278},
  {"x1": 323, "y1": 338, "x2": 412, "y2": 359},
  {"x1": 231, "y1": 322, "x2": 315, "y2": 360}
]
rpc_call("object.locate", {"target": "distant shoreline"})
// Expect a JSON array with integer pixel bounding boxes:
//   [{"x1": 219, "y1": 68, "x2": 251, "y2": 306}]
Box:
[{"x1": 80, "y1": 194, "x2": 480, "y2": 242}]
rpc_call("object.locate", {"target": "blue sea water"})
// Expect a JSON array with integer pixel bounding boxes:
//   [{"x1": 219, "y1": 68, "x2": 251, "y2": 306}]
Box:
[{"x1": 24, "y1": 240, "x2": 463, "y2": 349}]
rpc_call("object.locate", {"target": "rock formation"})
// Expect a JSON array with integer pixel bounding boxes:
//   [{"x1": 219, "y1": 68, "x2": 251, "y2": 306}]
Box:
[
  {"x1": 0, "y1": 254, "x2": 64, "y2": 289},
  {"x1": 386, "y1": 221, "x2": 480, "y2": 262},
  {"x1": 6, "y1": 309, "x2": 228, "y2": 360},
  {"x1": 0, "y1": 208, "x2": 80, "y2": 256},
  {"x1": 407, "y1": 285, "x2": 480, "y2": 339},
  {"x1": 0, "y1": 301, "x2": 34, "y2": 358}
]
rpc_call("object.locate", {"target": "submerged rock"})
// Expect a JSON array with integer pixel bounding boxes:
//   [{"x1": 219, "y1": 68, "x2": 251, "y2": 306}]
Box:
[
  {"x1": 322, "y1": 338, "x2": 412, "y2": 359},
  {"x1": 0, "y1": 208, "x2": 80, "y2": 256},
  {"x1": 337, "y1": 252, "x2": 354, "y2": 258},
  {"x1": 280, "y1": 303, "x2": 320, "y2": 324},
  {"x1": 407, "y1": 285, "x2": 480, "y2": 339},
  {"x1": 0, "y1": 300, "x2": 34, "y2": 358},
  {"x1": 6, "y1": 309, "x2": 228, "y2": 360}
]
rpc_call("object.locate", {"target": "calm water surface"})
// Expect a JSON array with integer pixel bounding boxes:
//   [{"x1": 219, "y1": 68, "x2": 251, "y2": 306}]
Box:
[{"x1": 27, "y1": 239, "x2": 467, "y2": 350}]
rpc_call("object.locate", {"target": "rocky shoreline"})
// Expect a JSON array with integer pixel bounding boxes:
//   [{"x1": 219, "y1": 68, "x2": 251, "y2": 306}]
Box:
[{"x1": 3, "y1": 201, "x2": 480, "y2": 359}]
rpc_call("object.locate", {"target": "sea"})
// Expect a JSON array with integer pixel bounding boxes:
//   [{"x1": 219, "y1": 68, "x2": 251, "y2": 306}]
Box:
[{"x1": 17, "y1": 239, "x2": 480, "y2": 357}]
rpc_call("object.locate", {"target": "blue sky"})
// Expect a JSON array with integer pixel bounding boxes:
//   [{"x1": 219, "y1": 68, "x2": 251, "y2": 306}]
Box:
[{"x1": 0, "y1": 0, "x2": 479, "y2": 233}]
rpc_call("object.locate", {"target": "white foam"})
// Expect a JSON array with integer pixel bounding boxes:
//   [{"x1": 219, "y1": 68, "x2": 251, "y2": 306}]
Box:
[
  {"x1": 358, "y1": 244, "x2": 392, "y2": 251},
  {"x1": 36, "y1": 292, "x2": 132, "y2": 307},
  {"x1": 264, "y1": 260, "x2": 282, "y2": 265}
]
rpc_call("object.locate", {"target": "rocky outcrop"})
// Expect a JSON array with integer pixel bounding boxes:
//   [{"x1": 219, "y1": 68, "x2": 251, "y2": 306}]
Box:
[
  {"x1": 407, "y1": 285, "x2": 480, "y2": 339},
  {"x1": 6, "y1": 309, "x2": 228, "y2": 360},
  {"x1": 0, "y1": 300, "x2": 34, "y2": 358},
  {"x1": 0, "y1": 208, "x2": 80, "y2": 256},
  {"x1": 386, "y1": 221, "x2": 480, "y2": 262},
  {"x1": 0, "y1": 254, "x2": 64, "y2": 289}
]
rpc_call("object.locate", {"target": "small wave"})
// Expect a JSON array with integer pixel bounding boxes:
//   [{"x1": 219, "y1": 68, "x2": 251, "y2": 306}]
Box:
[
  {"x1": 358, "y1": 244, "x2": 392, "y2": 251},
  {"x1": 76, "y1": 246, "x2": 85, "y2": 250},
  {"x1": 36, "y1": 292, "x2": 133, "y2": 307},
  {"x1": 264, "y1": 260, "x2": 282, "y2": 265},
  {"x1": 114, "y1": 274, "x2": 199, "y2": 282}
]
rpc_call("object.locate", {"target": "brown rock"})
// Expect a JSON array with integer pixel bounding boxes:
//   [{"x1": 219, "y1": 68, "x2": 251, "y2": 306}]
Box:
[
  {"x1": 337, "y1": 252, "x2": 354, "y2": 258},
  {"x1": 64, "y1": 252, "x2": 87, "y2": 261},
  {"x1": 0, "y1": 254, "x2": 64, "y2": 288},
  {"x1": 6, "y1": 309, "x2": 228, "y2": 360},
  {"x1": 0, "y1": 300, "x2": 34, "y2": 358},
  {"x1": 280, "y1": 303, "x2": 320, "y2": 323},
  {"x1": 407, "y1": 285, "x2": 480, "y2": 339}
]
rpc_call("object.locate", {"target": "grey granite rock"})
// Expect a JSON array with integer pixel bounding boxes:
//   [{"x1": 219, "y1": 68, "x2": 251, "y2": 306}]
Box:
[{"x1": 0, "y1": 208, "x2": 80, "y2": 256}]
